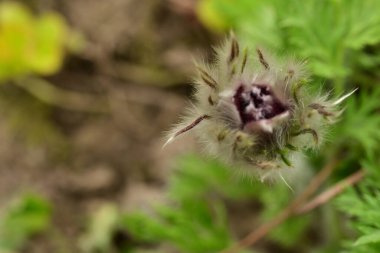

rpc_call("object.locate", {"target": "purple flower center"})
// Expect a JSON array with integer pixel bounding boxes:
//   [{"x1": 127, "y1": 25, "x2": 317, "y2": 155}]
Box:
[{"x1": 233, "y1": 84, "x2": 288, "y2": 126}]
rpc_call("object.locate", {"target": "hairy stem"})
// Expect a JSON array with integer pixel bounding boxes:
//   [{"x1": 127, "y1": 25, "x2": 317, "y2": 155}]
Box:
[{"x1": 296, "y1": 169, "x2": 365, "y2": 214}]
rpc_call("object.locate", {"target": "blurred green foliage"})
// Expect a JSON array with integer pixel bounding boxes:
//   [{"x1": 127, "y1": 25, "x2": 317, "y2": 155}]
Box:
[
  {"x1": 0, "y1": 84, "x2": 67, "y2": 151},
  {"x1": 168, "y1": 154, "x2": 259, "y2": 201},
  {"x1": 0, "y1": 2, "x2": 83, "y2": 153},
  {"x1": 336, "y1": 159, "x2": 380, "y2": 253},
  {"x1": 197, "y1": 0, "x2": 380, "y2": 93},
  {"x1": 332, "y1": 87, "x2": 380, "y2": 159},
  {"x1": 0, "y1": 194, "x2": 51, "y2": 252},
  {"x1": 80, "y1": 204, "x2": 121, "y2": 253},
  {"x1": 123, "y1": 155, "x2": 252, "y2": 253},
  {"x1": 0, "y1": 2, "x2": 81, "y2": 81},
  {"x1": 123, "y1": 155, "x2": 315, "y2": 252}
]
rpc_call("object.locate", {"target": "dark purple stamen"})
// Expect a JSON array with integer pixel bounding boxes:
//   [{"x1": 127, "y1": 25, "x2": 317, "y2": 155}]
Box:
[{"x1": 233, "y1": 84, "x2": 288, "y2": 126}]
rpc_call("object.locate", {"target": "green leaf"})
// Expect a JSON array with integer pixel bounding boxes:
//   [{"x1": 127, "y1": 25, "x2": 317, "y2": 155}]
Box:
[
  {"x1": 0, "y1": 194, "x2": 51, "y2": 251},
  {"x1": 198, "y1": 0, "x2": 380, "y2": 85},
  {"x1": 196, "y1": 0, "x2": 230, "y2": 32},
  {"x1": 334, "y1": 87, "x2": 380, "y2": 158},
  {"x1": 28, "y1": 13, "x2": 67, "y2": 74},
  {"x1": 336, "y1": 158, "x2": 380, "y2": 252},
  {"x1": 355, "y1": 231, "x2": 380, "y2": 246},
  {"x1": 123, "y1": 155, "x2": 257, "y2": 253},
  {"x1": 80, "y1": 204, "x2": 120, "y2": 253},
  {"x1": 0, "y1": 2, "x2": 78, "y2": 82},
  {"x1": 169, "y1": 154, "x2": 259, "y2": 201}
]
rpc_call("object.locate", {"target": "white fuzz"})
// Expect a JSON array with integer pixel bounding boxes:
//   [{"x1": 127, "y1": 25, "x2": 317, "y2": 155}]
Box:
[
  {"x1": 165, "y1": 35, "x2": 354, "y2": 182},
  {"x1": 332, "y1": 88, "x2": 358, "y2": 105}
]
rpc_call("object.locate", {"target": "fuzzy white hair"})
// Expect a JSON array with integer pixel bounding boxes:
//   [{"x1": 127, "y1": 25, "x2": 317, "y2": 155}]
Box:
[{"x1": 165, "y1": 35, "x2": 355, "y2": 182}]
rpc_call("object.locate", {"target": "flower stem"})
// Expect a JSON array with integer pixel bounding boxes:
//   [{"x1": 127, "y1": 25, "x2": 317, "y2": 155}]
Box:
[{"x1": 221, "y1": 158, "x2": 339, "y2": 253}]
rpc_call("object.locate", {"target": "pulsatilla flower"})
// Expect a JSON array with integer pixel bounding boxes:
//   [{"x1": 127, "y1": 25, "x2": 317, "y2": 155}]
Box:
[{"x1": 165, "y1": 35, "x2": 355, "y2": 181}]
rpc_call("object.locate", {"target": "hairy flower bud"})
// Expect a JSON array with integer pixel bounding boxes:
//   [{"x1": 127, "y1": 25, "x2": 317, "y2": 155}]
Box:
[{"x1": 165, "y1": 35, "x2": 355, "y2": 181}]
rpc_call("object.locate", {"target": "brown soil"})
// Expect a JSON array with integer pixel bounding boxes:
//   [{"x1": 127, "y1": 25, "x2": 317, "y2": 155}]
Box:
[{"x1": 0, "y1": 0, "x2": 218, "y2": 252}]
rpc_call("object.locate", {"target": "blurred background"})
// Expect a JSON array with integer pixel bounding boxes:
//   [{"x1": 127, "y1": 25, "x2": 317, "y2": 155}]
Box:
[{"x1": 0, "y1": 0, "x2": 380, "y2": 253}]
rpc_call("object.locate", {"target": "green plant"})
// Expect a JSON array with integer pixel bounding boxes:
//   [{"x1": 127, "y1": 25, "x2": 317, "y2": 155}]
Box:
[
  {"x1": 123, "y1": 155, "x2": 323, "y2": 252},
  {"x1": 0, "y1": 2, "x2": 100, "y2": 152},
  {"x1": 197, "y1": 0, "x2": 380, "y2": 94},
  {"x1": 80, "y1": 204, "x2": 121, "y2": 253},
  {"x1": 0, "y1": 194, "x2": 52, "y2": 252},
  {"x1": 123, "y1": 155, "x2": 257, "y2": 253},
  {"x1": 336, "y1": 159, "x2": 380, "y2": 253},
  {"x1": 0, "y1": 1, "x2": 81, "y2": 81}
]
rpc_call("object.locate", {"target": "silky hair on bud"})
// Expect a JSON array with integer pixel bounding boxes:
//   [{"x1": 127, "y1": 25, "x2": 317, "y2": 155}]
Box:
[{"x1": 165, "y1": 35, "x2": 355, "y2": 183}]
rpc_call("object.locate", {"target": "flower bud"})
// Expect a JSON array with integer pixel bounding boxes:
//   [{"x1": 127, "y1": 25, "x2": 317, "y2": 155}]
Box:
[{"x1": 165, "y1": 35, "x2": 355, "y2": 181}]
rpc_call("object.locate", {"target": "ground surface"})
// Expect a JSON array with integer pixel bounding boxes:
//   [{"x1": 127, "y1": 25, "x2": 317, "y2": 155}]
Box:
[{"x1": 0, "y1": 0, "x2": 217, "y2": 252}]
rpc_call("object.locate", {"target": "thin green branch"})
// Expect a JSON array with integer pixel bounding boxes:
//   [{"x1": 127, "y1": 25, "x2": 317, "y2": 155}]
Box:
[{"x1": 13, "y1": 77, "x2": 108, "y2": 113}]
